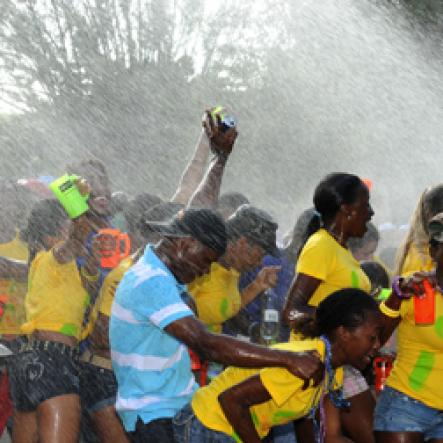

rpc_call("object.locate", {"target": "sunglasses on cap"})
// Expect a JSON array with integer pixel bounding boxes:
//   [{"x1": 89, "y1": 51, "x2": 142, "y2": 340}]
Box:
[{"x1": 429, "y1": 238, "x2": 443, "y2": 248}]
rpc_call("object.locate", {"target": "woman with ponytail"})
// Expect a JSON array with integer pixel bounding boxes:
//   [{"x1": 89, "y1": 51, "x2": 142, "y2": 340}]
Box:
[
  {"x1": 173, "y1": 289, "x2": 382, "y2": 443},
  {"x1": 283, "y1": 172, "x2": 375, "y2": 443}
]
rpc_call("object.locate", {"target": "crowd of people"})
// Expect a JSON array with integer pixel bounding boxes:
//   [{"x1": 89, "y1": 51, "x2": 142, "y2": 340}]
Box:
[{"x1": 0, "y1": 109, "x2": 442, "y2": 443}]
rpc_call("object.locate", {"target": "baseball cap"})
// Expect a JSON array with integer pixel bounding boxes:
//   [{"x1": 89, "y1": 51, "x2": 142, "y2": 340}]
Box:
[
  {"x1": 145, "y1": 207, "x2": 227, "y2": 255},
  {"x1": 428, "y1": 212, "x2": 443, "y2": 242},
  {"x1": 0, "y1": 343, "x2": 12, "y2": 357},
  {"x1": 226, "y1": 204, "x2": 278, "y2": 255},
  {"x1": 138, "y1": 202, "x2": 184, "y2": 240}
]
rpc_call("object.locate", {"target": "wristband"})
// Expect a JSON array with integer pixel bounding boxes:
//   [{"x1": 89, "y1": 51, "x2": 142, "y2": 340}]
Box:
[
  {"x1": 379, "y1": 300, "x2": 401, "y2": 319},
  {"x1": 392, "y1": 276, "x2": 411, "y2": 299},
  {"x1": 80, "y1": 266, "x2": 100, "y2": 282}
]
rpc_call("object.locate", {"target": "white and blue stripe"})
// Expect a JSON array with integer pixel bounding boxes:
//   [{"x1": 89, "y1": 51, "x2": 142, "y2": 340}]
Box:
[{"x1": 109, "y1": 245, "x2": 197, "y2": 432}]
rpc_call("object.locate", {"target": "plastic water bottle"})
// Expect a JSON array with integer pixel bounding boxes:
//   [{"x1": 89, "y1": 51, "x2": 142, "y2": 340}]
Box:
[{"x1": 260, "y1": 289, "x2": 280, "y2": 346}]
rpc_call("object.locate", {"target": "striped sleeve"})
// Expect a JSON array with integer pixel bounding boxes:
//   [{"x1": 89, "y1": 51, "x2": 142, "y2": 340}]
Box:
[{"x1": 128, "y1": 275, "x2": 194, "y2": 329}]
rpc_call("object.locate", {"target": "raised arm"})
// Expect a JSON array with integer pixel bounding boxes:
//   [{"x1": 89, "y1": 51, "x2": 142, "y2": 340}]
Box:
[
  {"x1": 186, "y1": 151, "x2": 230, "y2": 209},
  {"x1": 186, "y1": 112, "x2": 237, "y2": 209},
  {"x1": 240, "y1": 266, "x2": 280, "y2": 307},
  {"x1": 378, "y1": 273, "x2": 425, "y2": 345},
  {"x1": 171, "y1": 128, "x2": 211, "y2": 204}
]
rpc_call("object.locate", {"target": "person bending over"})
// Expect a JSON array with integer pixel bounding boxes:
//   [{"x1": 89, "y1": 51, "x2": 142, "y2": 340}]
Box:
[{"x1": 174, "y1": 288, "x2": 382, "y2": 443}]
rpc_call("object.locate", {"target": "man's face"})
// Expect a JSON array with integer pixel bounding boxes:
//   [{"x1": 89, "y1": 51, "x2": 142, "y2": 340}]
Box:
[
  {"x1": 232, "y1": 237, "x2": 266, "y2": 273},
  {"x1": 175, "y1": 238, "x2": 220, "y2": 283}
]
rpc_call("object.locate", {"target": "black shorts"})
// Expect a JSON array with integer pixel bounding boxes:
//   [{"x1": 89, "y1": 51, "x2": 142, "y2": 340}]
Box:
[
  {"x1": 79, "y1": 361, "x2": 117, "y2": 414},
  {"x1": 129, "y1": 417, "x2": 175, "y2": 443},
  {"x1": 8, "y1": 340, "x2": 80, "y2": 412}
]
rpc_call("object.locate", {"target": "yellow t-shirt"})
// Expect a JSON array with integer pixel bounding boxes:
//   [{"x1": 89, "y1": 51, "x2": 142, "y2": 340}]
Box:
[
  {"x1": 21, "y1": 249, "x2": 89, "y2": 340},
  {"x1": 188, "y1": 262, "x2": 241, "y2": 333},
  {"x1": 0, "y1": 234, "x2": 29, "y2": 335},
  {"x1": 297, "y1": 229, "x2": 371, "y2": 307},
  {"x1": 386, "y1": 291, "x2": 443, "y2": 409},
  {"x1": 192, "y1": 340, "x2": 343, "y2": 441},
  {"x1": 400, "y1": 243, "x2": 434, "y2": 277},
  {"x1": 81, "y1": 256, "x2": 134, "y2": 340},
  {"x1": 0, "y1": 234, "x2": 28, "y2": 259}
]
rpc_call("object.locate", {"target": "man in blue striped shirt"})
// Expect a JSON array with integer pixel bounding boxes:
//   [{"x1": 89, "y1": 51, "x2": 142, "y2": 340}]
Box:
[{"x1": 110, "y1": 208, "x2": 323, "y2": 443}]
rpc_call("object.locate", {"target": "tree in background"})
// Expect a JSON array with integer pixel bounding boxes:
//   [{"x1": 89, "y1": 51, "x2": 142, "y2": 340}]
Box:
[
  {"x1": 1, "y1": 0, "x2": 443, "y2": 232},
  {"x1": 0, "y1": 0, "x2": 274, "y2": 190},
  {"x1": 392, "y1": 0, "x2": 443, "y2": 24}
]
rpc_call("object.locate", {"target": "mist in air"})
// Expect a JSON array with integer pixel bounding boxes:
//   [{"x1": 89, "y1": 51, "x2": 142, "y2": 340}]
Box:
[{"x1": 1, "y1": 0, "x2": 443, "y2": 237}]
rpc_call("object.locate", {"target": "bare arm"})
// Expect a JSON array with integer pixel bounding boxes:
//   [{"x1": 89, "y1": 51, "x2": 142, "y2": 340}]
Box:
[
  {"x1": 90, "y1": 313, "x2": 111, "y2": 355},
  {"x1": 240, "y1": 266, "x2": 280, "y2": 307},
  {"x1": 282, "y1": 273, "x2": 321, "y2": 324},
  {"x1": 324, "y1": 396, "x2": 353, "y2": 443},
  {"x1": 52, "y1": 215, "x2": 92, "y2": 265},
  {"x1": 171, "y1": 130, "x2": 210, "y2": 204},
  {"x1": 379, "y1": 274, "x2": 424, "y2": 345},
  {"x1": 0, "y1": 257, "x2": 28, "y2": 281},
  {"x1": 186, "y1": 112, "x2": 237, "y2": 209},
  {"x1": 218, "y1": 374, "x2": 271, "y2": 443},
  {"x1": 379, "y1": 291, "x2": 402, "y2": 345},
  {"x1": 165, "y1": 315, "x2": 324, "y2": 385},
  {"x1": 186, "y1": 152, "x2": 230, "y2": 209}
]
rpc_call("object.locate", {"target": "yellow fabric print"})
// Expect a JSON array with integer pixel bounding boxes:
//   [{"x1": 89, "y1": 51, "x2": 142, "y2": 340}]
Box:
[
  {"x1": 387, "y1": 291, "x2": 443, "y2": 409},
  {"x1": 189, "y1": 262, "x2": 241, "y2": 334},
  {"x1": 21, "y1": 249, "x2": 88, "y2": 340},
  {"x1": 192, "y1": 339, "x2": 343, "y2": 441},
  {"x1": 296, "y1": 229, "x2": 371, "y2": 307}
]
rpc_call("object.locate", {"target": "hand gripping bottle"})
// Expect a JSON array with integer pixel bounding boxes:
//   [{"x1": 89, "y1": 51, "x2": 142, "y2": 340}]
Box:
[
  {"x1": 414, "y1": 279, "x2": 436, "y2": 326},
  {"x1": 210, "y1": 106, "x2": 236, "y2": 132},
  {"x1": 49, "y1": 174, "x2": 89, "y2": 219}
]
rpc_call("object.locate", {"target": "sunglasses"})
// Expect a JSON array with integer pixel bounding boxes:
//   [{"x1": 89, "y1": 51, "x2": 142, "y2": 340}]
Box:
[{"x1": 429, "y1": 238, "x2": 443, "y2": 248}]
